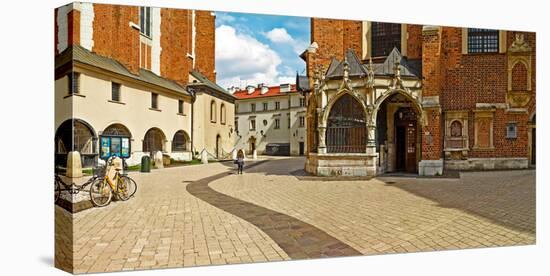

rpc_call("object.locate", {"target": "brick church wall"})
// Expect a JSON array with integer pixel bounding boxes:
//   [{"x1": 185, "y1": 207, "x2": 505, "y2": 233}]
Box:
[
  {"x1": 92, "y1": 4, "x2": 140, "y2": 75},
  {"x1": 195, "y1": 10, "x2": 216, "y2": 82}
]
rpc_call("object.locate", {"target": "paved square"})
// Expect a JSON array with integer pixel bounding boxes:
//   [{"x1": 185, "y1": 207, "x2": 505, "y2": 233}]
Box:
[{"x1": 55, "y1": 157, "x2": 535, "y2": 273}]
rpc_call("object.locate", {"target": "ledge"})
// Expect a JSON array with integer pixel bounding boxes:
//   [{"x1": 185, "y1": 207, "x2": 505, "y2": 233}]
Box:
[
  {"x1": 64, "y1": 93, "x2": 86, "y2": 99},
  {"x1": 108, "y1": 100, "x2": 126, "y2": 105},
  {"x1": 149, "y1": 108, "x2": 162, "y2": 112}
]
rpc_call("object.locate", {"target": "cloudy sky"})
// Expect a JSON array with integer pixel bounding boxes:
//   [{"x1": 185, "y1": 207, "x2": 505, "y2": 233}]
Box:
[{"x1": 214, "y1": 12, "x2": 310, "y2": 89}]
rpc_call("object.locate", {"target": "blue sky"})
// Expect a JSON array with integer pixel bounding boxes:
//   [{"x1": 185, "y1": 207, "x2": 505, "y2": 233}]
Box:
[{"x1": 214, "y1": 11, "x2": 310, "y2": 89}]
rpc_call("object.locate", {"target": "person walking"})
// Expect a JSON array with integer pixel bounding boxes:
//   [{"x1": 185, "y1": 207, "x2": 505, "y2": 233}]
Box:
[{"x1": 236, "y1": 150, "x2": 245, "y2": 174}]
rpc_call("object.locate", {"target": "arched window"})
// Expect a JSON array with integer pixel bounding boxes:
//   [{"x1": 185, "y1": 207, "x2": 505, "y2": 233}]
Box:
[
  {"x1": 450, "y1": 121, "x2": 463, "y2": 137},
  {"x1": 172, "y1": 130, "x2": 189, "y2": 152},
  {"x1": 143, "y1": 128, "x2": 165, "y2": 153},
  {"x1": 103, "y1": 123, "x2": 131, "y2": 137},
  {"x1": 210, "y1": 100, "x2": 217, "y2": 122},
  {"x1": 220, "y1": 103, "x2": 226, "y2": 124},
  {"x1": 55, "y1": 119, "x2": 97, "y2": 167},
  {"x1": 326, "y1": 94, "x2": 366, "y2": 153}
]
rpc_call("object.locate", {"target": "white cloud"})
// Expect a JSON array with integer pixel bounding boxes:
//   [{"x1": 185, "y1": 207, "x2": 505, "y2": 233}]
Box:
[
  {"x1": 216, "y1": 25, "x2": 295, "y2": 88},
  {"x1": 265, "y1": 28, "x2": 294, "y2": 44},
  {"x1": 265, "y1": 27, "x2": 309, "y2": 55},
  {"x1": 216, "y1": 13, "x2": 235, "y2": 24}
]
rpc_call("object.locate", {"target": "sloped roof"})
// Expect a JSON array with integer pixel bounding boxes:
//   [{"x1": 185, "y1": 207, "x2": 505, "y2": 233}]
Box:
[
  {"x1": 56, "y1": 45, "x2": 191, "y2": 96},
  {"x1": 325, "y1": 49, "x2": 368, "y2": 79},
  {"x1": 370, "y1": 47, "x2": 421, "y2": 78},
  {"x1": 233, "y1": 84, "x2": 298, "y2": 100},
  {"x1": 188, "y1": 70, "x2": 232, "y2": 96}
]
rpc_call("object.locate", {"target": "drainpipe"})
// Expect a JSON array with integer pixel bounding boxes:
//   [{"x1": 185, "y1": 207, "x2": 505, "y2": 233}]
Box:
[{"x1": 188, "y1": 87, "x2": 197, "y2": 158}]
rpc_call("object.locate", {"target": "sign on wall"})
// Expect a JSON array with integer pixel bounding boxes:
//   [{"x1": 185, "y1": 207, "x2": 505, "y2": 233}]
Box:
[{"x1": 99, "y1": 135, "x2": 131, "y2": 160}]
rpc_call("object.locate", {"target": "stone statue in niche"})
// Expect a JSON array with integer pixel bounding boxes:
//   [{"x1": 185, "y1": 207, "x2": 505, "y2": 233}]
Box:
[{"x1": 451, "y1": 121, "x2": 462, "y2": 137}]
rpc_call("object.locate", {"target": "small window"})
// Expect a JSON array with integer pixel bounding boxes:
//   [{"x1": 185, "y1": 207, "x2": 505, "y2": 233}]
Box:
[
  {"x1": 299, "y1": 116, "x2": 305, "y2": 128},
  {"x1": 467, "y1": 28, "x2": 499, "y2": 53},
  {"x1": 506, "y1": 123, "x2": 517, "y2": 139},
  {"x1": 299, "y1": 97, "x2": 306, "y2": 107},
  {"x1": 178, "y1": 100, "x2": 184, "y2": 114},
  {"x1": 235, "y1": 119, "x2": 239, "y2": 132},
  {"x1": 250, "y1": 119, "x2": 256, "y2": 130},
  {"x1": 139, "y1": 7, "x2": 152, "y2": 37},
  {"x1": 151, "y1": 93, "x2": 158, "y2": 109},
  {"x1": 275, "y1": 119, "x2": 280, "y2": 129},
  {"x1": 263, "y1": 102, "x2": 268, "y2": 111},
  {"x1": 111, "y1": 82, "x2": 121, "y2": 102},
  {"x1": 210, "y1": 100, "x2": 216, "y2": 122},
  {"x1": 220, "y1": 104, "x2": 226, "y2": 124},
  {"x1": 263, "y1": 119, "x2": 268, "y2": 126},
  {"x1": 235, "y1": 104, "x2": 239, "y2": 113},
  {"x1": 275, "y1": 101, "x2": 280, "y2": 110},
  {"x1": 68, "y1": 72, "x2": 80, "y2": 95},
  {"x1": 251, "y1": 103, "x2": 256, "y2": 113}
]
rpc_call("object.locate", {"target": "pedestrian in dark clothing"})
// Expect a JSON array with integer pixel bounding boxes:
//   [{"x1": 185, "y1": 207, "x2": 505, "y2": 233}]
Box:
[{"x1": 236, "y1": 150, "x2": 245, "y2": 174}]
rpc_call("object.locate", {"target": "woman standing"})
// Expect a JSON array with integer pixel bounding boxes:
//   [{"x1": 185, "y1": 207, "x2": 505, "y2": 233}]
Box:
[{"x1": 236, "y1": 150, "x2": 245, "y2": 174}]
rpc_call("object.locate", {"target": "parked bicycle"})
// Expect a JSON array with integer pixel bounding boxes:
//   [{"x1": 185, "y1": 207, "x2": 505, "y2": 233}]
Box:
[
  {"x1": 89, "y1": 156, "x2": 137, "y2": 207},
  {"x1": 54, "y1": 167, "x2": 99, "y2": 203}
]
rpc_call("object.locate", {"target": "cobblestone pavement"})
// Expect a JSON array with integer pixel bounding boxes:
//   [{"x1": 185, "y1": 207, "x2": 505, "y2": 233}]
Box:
[
  {"x1": 56, "y1": 157, "x2": 536, "y2": 273},
  {"x1": 211, "y1": 157, "x2": 535, "y2": 256}
]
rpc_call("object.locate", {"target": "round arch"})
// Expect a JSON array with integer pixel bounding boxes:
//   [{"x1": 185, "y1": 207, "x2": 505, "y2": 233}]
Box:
[
  {"x1": 55, "y1": 118, "x2": 98, "y2": 167},
  {"x1": 373, "y1": 89, "x2": 423, "y2": 124},
  {"x1": 172, "y1": 130, "x2": 190, "y2": 152},
  {"x1": 103, "y1": 123, "x2": 132, "y2": 137},
  {"x1": 143, "y1": 127, "x2": 166, "y2": 153}
]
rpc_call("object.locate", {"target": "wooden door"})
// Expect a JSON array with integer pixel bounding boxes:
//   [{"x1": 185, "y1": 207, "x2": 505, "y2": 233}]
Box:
[{"x1": 405, "y1": 122, "x2": 417, "y2": 173}]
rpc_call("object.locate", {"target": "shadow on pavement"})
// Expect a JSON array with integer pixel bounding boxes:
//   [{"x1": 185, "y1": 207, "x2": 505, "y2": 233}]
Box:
[{"x1": 379, "y1": 170, "x2": 536, "y2": 234}]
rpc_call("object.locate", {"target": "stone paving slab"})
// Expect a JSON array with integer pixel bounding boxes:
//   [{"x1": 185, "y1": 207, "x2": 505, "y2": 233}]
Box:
[
  {"x1": 210, "y1": 157, "x2": 535, "y2": 256},
  {"x1": 56, "y1": 156, "x2": 536, "y2": 273}
]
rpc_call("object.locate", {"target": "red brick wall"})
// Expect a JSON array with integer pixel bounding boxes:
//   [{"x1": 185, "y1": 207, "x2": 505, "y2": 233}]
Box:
[
  {"x1": 406, "y1": 24, "x2": 423, "y2": 59},
  {"x1": 195, "y1": 10, "x2": 216, "y2": 82},
  {"x1": 437, "y1": 28, "x2": 536, "y2": 158},
  {"x1": 92, "y1": 4, "x2": 140, "y2": 75},
  {"x1": 310, "y1": 18, "x2": 345, "y2": 73},
  {"x1": 160, "y1": 9, "x2": 192, "y2": 85},
  {"x1": 421, "y1": 27, "x2": 443, "y2": 160},
  {"x1": 343, "y1": 20, "x2": 362, "y2": 55},
  {"x1": 67, "y1": 9, "x2": 80, "y2": 48}
]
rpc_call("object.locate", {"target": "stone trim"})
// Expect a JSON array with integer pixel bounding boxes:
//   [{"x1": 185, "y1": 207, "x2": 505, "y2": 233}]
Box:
[
  {"x1": 473, "y1": 109, "x2": 495, "y2": 150},
  {"x1": 445, "y1": 157, "x2": 529, "y2": 170}
]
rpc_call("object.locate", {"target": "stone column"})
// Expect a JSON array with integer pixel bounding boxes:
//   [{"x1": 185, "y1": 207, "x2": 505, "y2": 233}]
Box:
[
  {"x1": 419, "y1": 25, "x2": 444, "y2": 176},
  {"x1": 317, "y1": 126, "x2": 327, "y2": 154}
]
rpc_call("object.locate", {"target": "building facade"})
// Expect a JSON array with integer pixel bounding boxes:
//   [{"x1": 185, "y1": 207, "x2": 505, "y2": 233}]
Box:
[
  {"x1": 233, "y1": 84, "x2": 307, "y2": 156},
  {"x1": 55, "y1": 3, "x2": 234, "y2": 169},
  {"x1": 299, "y1": 19, "x2": 536, "y2": 176}
]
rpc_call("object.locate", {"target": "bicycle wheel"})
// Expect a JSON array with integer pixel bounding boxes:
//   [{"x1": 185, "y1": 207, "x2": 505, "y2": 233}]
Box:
[
  {"x1": 117, "y1": 175, "x2": 137, "y2": 201},
  {"x1": 89, "y1": 177, "x2": 112, "y2": 207},
  {"x1": 55, "y1": 178, "x2": 61, "y2": 203}
]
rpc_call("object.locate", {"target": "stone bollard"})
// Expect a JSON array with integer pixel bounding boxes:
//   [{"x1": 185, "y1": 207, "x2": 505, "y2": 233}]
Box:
[
  {"x1": 66, "y1": 151, "x2": 83, "y2": 178},
  {"x1": 252, "y1": 149, "x2": 258, "y2": 160},
  {"x1": 201, "y1": 150, "x2": 208, "y2": 164},
  {"x1": 153, "y1": 151, "x2": 164, "y2": 169}
]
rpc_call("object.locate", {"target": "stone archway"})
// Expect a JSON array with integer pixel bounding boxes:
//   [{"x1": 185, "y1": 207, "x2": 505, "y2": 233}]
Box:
[
  {"x1": 374, "y1": 92, "x2": 422, "y2": 173},
  {"x1": 55, "y1": 118, "x2": 98, "y2": 168}
]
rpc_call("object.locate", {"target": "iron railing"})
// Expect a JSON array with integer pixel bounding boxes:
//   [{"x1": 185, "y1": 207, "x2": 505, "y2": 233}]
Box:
[{"x1": 326, "y1": 126, "x2": 367, "y2": 153}]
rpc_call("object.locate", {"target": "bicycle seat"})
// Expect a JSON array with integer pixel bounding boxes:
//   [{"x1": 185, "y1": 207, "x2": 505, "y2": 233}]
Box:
[{"x1": 115, "y1": 168, "x2": 122, "y2": 172}]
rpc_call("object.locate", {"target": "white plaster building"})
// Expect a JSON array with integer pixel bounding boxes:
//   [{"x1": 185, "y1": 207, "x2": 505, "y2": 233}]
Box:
[{"x1": 233, "y1": 84, "x2": 307, "y2": 156}]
